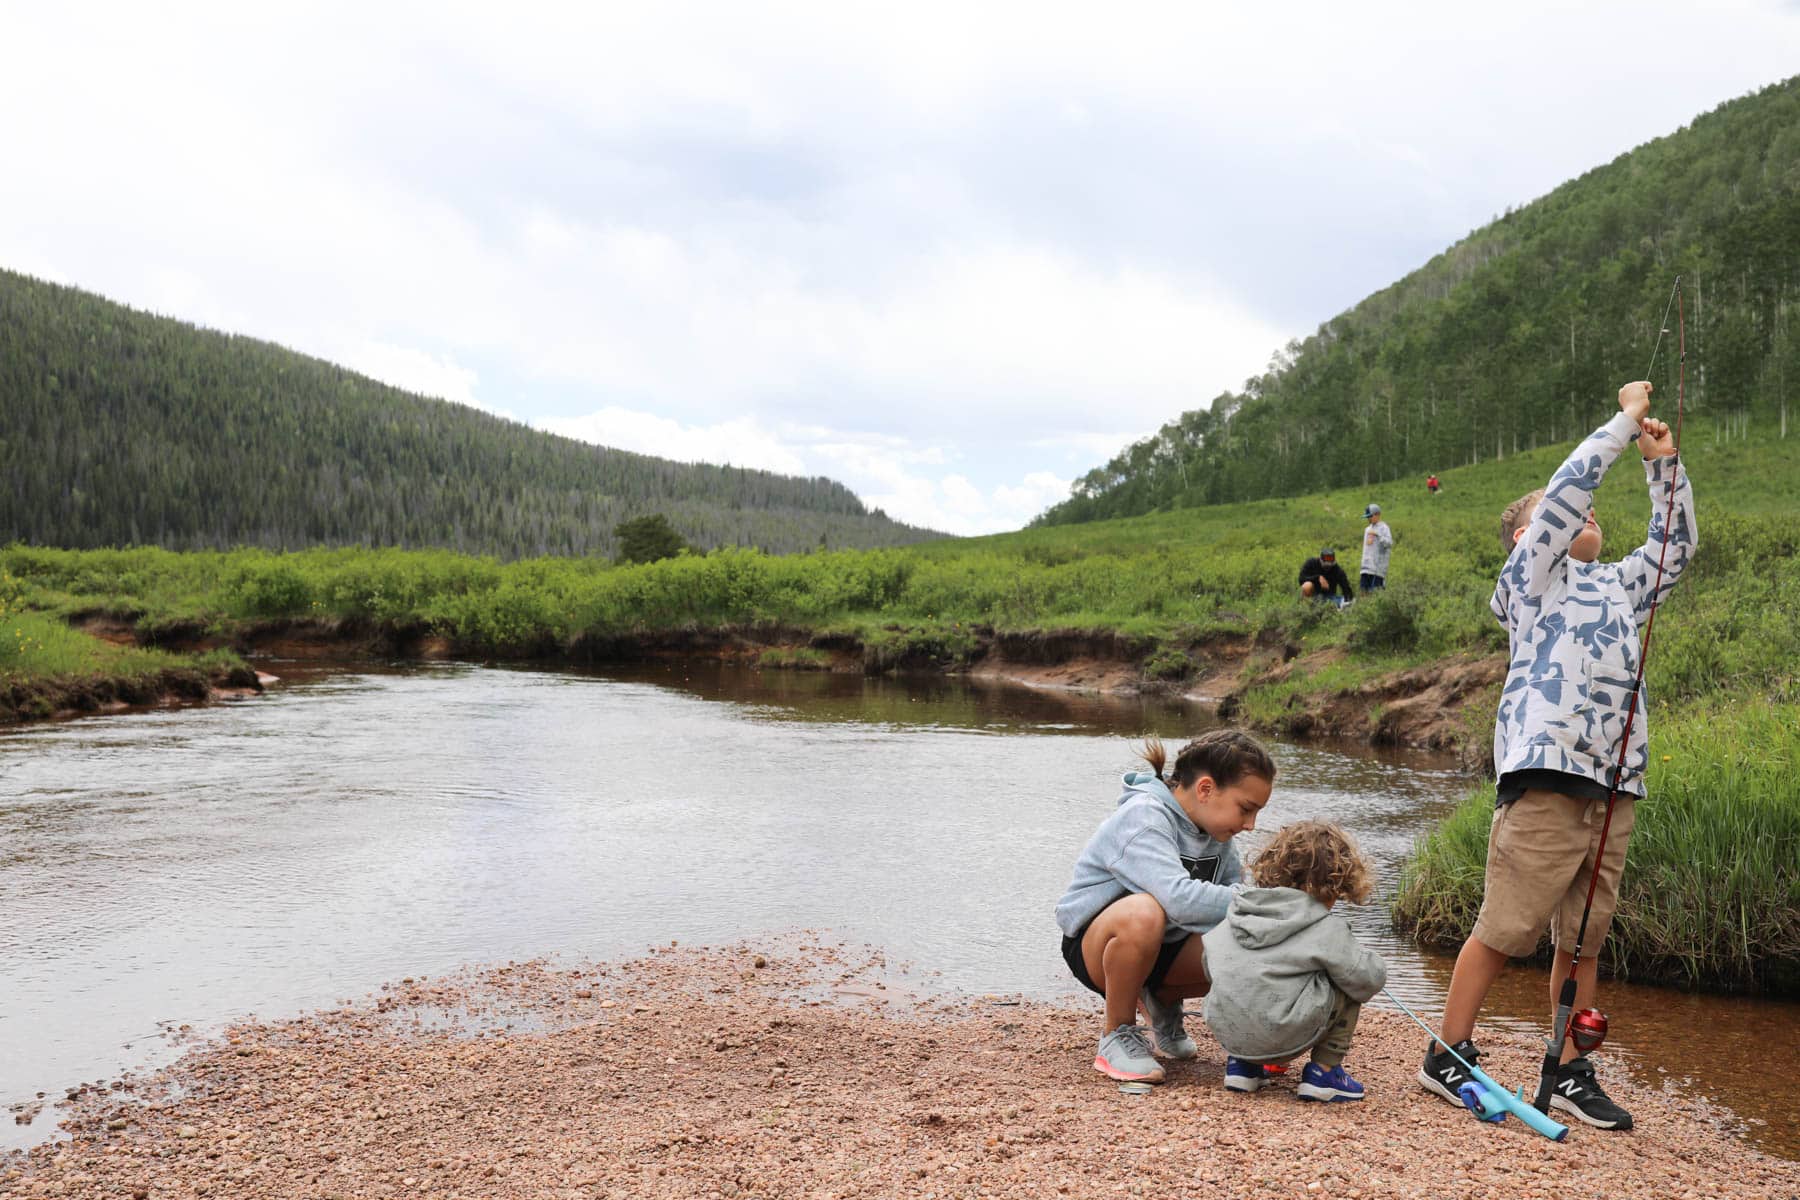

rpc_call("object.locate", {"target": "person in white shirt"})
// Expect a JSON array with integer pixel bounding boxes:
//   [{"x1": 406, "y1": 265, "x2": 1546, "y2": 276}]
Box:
[{"x1": 1359, "y1": 504, "x2": 1392, "y2": 592}]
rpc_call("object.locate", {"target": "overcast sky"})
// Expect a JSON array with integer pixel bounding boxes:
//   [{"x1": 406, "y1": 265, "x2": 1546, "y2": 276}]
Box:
[{"x1": 5, "y1": 4, "x2": 1798, "y2": 534}]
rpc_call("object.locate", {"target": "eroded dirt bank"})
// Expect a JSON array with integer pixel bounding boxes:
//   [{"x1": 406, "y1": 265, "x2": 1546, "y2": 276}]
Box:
[
  {"x1": 0, "y1": 664, "x2": 262, "y2": 726},
  {"x1": 4, "y1": 944, "x2": 1791, "y2": 1200},
  {"x1": 31, "y1": 613, "x2": 1506, "y2": 762}
]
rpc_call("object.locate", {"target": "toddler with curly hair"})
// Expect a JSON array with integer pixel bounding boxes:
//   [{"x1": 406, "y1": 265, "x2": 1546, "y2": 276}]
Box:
[{"x1": 1200, "y1": 821, "x2": 1388, "y2": 1102}]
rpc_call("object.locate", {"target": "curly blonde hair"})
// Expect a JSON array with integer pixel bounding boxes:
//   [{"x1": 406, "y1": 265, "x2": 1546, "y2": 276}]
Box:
[{"x1": 1250, "y1": 821, "x2": 1373, "y2": 907}]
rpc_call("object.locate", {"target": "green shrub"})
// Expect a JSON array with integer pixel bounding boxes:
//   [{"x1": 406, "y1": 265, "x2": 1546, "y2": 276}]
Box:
[
  {"x1": 230, "y1": 560, "x2": 313, "y2": 617},
  {"x1": 614, "y1": 514, "x2": 691, "y2": 565},
  {"x1": 1347, "y1": 584, "x2": 1426, "y2": 654},
  {"x1": 1142, "y1": 647, "x2": 1194, "y2": 681}
]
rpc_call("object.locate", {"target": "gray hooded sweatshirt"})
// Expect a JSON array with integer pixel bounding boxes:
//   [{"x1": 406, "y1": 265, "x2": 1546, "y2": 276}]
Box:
[
  {"x1": 1200, "y1": 886, "x2": 1387, "y2": 1061},
  {"x1": 1360, "y1": 520, "x2": 1393, "y2": 579},
  {"x1": 1054, "y1": 772, "x2": 1243, "y2": 941}
]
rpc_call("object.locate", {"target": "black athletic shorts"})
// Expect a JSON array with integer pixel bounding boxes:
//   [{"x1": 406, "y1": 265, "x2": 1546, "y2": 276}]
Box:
[{"x1": 1061, "y1": 917, "x2": 1191, "y2": 997}]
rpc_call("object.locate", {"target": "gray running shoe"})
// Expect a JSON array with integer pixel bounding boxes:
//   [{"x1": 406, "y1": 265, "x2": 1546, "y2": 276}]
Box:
[
  {"x1": 1140, "y1": 988, "x2": 1198, "y2": 1059},
  {"x1": 1094, "y1": 1023, "x2": 1165, "y2": 1083}
]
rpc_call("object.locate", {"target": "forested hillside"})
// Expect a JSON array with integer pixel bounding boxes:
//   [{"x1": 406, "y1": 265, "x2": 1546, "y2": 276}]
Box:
[
  {"x1": 0, "y1": 270, "x2": 939, "y2": 558},
  {"x1": 1040, "y1": 76, "x2": 1800, "y2": 525}
]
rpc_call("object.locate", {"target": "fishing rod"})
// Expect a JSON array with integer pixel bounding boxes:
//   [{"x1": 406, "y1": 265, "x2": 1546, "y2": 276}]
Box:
[
  {"x1": 1530, "y1": 276, "x2": 1688, "y2": 1116},
  {"x1": 1381, "y1": 986, "x2": 1568, "y2": 1141}
]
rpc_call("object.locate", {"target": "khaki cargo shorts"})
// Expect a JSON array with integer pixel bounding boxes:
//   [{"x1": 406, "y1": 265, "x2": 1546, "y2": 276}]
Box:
[{"x1": 1471, "y1": 788, "x2": 1636, "y2": 959}]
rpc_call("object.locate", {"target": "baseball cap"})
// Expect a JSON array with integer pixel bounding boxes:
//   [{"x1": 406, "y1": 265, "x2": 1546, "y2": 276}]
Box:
[{"x1": 1364, "y1": 503, "x2": 1382, "y2": 518}]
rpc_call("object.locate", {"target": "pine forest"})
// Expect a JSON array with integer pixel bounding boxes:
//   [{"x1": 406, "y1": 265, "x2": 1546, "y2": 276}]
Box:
[{"x1": 0, "y1": 269, "x2": 939, "y2": 560}]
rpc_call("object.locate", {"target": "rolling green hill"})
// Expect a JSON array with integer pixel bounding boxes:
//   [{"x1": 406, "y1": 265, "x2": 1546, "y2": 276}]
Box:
[
  {"x1": 0, "y1": 269, "x2": 939, "y2": 558},
  {"x1": 1040, "y1": 75, "x2": 1800, "y2": 525}
]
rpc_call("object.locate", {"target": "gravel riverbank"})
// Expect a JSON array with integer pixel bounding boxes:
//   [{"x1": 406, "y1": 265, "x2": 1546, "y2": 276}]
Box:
[{"x1": 4, "y1": 942, "x2": 1793, "y2": 1199}]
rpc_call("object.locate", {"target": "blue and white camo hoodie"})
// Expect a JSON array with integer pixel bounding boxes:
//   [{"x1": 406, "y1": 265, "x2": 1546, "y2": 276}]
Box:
[{"x1": 1490, "y1": 411, "x2": 1696, "y2": 795}]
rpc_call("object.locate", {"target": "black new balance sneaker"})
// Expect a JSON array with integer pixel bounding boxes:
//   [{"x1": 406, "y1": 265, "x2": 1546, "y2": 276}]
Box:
[
  {"x1": 1418, "y1": 1037, "x2": 1484, "y2": 1106},
  {"x1": 1549, "y1": 1056, "x2": 1634, "y2": 1130}
]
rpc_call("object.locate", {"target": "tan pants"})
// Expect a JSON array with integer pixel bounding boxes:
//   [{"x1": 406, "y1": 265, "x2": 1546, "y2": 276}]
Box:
[
  {"x1": 1471, "y1": 788, "x2": 1636, "y2": 959},
  {"x1": 1243, "y1": 988, "x2": 1362, "y2": 1068},
  {"x1": 1310, "y1": 989, "x2": 1361, "y2": 1068}
]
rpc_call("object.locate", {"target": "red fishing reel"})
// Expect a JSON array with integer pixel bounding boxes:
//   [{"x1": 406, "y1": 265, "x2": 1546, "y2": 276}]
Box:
[{"x1": 1569, "y1": 1007, "x2": 1609, "y2": 1055}]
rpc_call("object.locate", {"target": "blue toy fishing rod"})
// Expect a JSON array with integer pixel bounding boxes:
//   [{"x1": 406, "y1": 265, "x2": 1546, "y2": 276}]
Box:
[{"x1": 1381, "y1": 987, "x2": 1568, "y2": 1141}]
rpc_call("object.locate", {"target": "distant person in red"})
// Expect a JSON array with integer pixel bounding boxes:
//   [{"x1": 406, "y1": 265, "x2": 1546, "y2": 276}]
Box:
[
  {"x1": 1427, "y1": 474, "x2": 1441, "y2": 496},
  {"x1": 1298, "y1": 547, "x2": 1354, "y2": 608}
]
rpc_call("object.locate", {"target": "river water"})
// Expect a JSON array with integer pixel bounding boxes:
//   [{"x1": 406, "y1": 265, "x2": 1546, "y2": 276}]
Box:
[{"x1": 2, "y1": 660, "x2": 1794, "y2": 1158}]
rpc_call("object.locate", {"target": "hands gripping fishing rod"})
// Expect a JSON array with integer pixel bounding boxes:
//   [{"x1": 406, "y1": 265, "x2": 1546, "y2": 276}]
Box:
[{"x1": 1531, "y1": 277, "x2": 1688, "y2": 1115}]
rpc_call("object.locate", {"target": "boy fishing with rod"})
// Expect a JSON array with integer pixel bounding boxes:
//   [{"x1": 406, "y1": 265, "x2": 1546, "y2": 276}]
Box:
[{"x1": 1419, "y1": 363, "x2": 1696, "y2": 1132}]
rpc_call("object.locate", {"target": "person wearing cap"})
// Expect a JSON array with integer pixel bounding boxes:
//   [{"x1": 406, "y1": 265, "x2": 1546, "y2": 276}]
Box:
[
  {"x1": 1360, "y1": 504, "x2": 1393, "y2": 592},
  {"x1": 1297, "y1": 547, "x2": 1354, "y2": 607}
]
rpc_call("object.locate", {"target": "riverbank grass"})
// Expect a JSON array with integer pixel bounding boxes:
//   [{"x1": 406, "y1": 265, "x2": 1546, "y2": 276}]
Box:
[
  {"x1": 0, "y1": 610, "x2": 194, "y2": 680},
  {"x1": 2, "y1": 569, "x2": 245, "y2": 708},
  {"x1": 1393, "y1": 700, "x2": 1800, "y2": 992}
]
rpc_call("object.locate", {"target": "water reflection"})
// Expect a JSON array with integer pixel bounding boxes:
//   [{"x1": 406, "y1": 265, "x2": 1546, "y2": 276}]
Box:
[
  {"x1": 540, "y1": 660, "x2": 1241, "y2": 737},
  {"x1": 0, "y1": 659, "x2": 1793, "y2": 1160}
]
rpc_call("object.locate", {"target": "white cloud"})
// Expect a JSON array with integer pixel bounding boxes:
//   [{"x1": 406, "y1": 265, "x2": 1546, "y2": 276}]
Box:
[
  {"x1": 1028, "y1": 431, "x2": 1153, "y2": 464},
  {"x1": 4, "y1": 1, "x2": 1799, "y2": 538},
  {"x1": 994, "y1": 472, "x2": 1075, "y2": 520},
  {"x1": 536, "y1": 409, "x2": 808, "y2": 474},
  {"x1": 855, "y1": 469, "x2": 1073, "y2": 536},
  {"x1": 538, "y1": 405, "x2": 1072, "y2": 533},
  {"x1": 339, "y1": 340, "x2": 493, "y2": 415},
  {"x1": 940, "y1": 475, "x2": 986, "y2": 516}
]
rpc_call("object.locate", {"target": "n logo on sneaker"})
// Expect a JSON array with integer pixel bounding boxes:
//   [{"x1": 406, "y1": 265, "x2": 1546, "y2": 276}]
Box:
[{"x1": 1557, "y1": 1078, "x2": 1584, "y2": 1097}]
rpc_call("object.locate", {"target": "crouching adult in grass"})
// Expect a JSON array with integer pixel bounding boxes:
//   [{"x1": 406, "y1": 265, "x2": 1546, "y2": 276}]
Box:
[{"x1": 1297, "y1": 547, "x2": 1354, "y2": 608}]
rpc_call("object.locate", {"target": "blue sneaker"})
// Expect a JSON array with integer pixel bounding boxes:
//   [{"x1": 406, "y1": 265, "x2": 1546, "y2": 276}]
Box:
[
  {"x1": 1297, "y1": 1061, "x2": 1365, "y2": 1102},
  {"x1": 1222, "y1": 1057, "x2": 1265, "y2": 1093}
]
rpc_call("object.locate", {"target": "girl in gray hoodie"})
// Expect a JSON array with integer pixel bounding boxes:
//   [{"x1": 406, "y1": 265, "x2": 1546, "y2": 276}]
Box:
[
  {"x1": 1201, "y1": 821, "x2": 1387, "y2": 1102},
  {"x1": 1055, "y1": 730, "x2": 1277, "y2": 1084}
]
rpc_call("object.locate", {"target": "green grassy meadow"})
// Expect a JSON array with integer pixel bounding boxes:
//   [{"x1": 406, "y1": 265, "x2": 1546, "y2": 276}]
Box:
[
  {"x1": 10, "y1": 415, "x2": 1795, "y2": 703},
  {"x1": 4, "y1": 416, "x2": 1796, "y2": 990}
]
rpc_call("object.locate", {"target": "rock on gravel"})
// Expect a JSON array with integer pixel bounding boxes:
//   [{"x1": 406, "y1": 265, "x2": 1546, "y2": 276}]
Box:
[{"x1": 1, "y1": 942, "x2": 1794, "y2": 1200}]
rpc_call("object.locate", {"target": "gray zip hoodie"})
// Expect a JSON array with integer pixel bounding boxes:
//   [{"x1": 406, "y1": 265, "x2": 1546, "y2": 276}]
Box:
[
  {"x1": 1200, "y1": 886, "x2": 1387, "y2": 1061},
  {"x1": 1054, "y1": 772, "x2": 1243, "y2": 941},
  {"x1": 1360, "y1": 520, "x2": 1393, "y2": 579}
]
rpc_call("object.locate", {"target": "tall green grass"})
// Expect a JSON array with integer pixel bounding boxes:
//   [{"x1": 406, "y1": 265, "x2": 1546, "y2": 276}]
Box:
[
  {"x1": 0, "y1": 609, "x2": 194, "y2": 681},
  {"x1": 1393, "y1": 701, "x2": 1800, "y2": 992}
]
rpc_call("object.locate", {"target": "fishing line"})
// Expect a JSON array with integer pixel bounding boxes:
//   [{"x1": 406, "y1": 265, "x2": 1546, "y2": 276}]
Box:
[{"x1": 1642, "y1": 276, "x2": 1682, "y2": 383}]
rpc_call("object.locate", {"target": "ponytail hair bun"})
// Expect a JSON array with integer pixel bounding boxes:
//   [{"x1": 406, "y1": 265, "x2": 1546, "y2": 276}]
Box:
[{"x1": 1139, "y1": 729, "x2": 1275, "y2": 790}]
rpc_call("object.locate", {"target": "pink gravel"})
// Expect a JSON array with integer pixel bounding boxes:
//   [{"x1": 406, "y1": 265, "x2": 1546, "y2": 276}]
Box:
[{"x1": 3, "y1": 941, "x2": 1795, "y2": 1200}]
